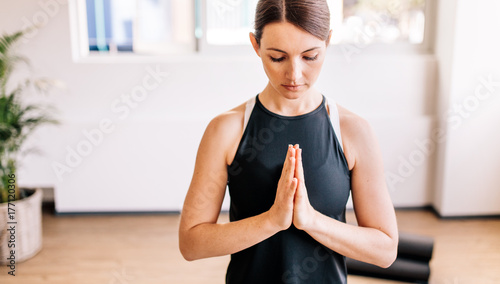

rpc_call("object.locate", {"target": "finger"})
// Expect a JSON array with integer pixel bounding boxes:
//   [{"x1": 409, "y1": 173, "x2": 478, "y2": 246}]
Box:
[
  {"x1": 295, "y1": 148, "x2": 305, "y2": 182},
  {"x1": 287, "y1": 150, "x2": 296, "y2": 181},
  {"x1": 293, "y1": 144, "x2": 299, "y2": 155},
  {"x1": 292, "y1": 144, "x2": 299, "y2": 178},
  {"x1": 282, "y1": 148, "x2": 296, "y2": 186},
  {"x1": 281, "y1": 145, "x2": 293, "y2": 176}
]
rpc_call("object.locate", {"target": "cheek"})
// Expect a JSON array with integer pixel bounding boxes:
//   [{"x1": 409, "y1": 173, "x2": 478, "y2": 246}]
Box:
[
  {"x1": 262, "y1": 61, "x2": 283, "y2": 79},
  {"x1": 306, "y1": 60, "x2": 325, "y2": 78}
]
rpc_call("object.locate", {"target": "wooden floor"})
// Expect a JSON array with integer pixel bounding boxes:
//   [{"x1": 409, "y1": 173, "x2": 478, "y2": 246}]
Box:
[{"x1": 0, "y1": 206, "x2": 499, "y2": 284}]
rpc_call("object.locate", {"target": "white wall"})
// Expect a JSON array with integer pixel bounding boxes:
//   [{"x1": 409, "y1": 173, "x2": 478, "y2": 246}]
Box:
[
  {"x1": 433, "y1": 0, "x2": 500, "y2": 216},
  {"x1": 2, "y1": 0, "x2": 437, "y2": 213}
]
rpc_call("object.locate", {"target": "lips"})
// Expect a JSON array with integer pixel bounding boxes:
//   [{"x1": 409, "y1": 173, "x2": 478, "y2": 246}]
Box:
[{"x1": 282, "y1": 84, "x2": 304, "y2": 91}]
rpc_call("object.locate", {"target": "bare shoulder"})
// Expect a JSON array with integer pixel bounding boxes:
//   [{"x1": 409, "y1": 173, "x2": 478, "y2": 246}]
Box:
[
  {"x1": 203, "y1": 102, "x2": 246, "y2": 165},
  {"x1": 207, "y1": 103, "x2": 245, "y2": 134},
  {"x1": 336, "y1": 104, "x2": 379, "y2": 170},
  {"x1": 336, "y1": 104, "x2": 373, "y2": 140}
]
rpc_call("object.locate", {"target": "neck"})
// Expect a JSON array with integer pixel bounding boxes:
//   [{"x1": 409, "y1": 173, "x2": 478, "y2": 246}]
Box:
[{"x1": 259, "y1": 83, "x2": 323, "y2": 116}]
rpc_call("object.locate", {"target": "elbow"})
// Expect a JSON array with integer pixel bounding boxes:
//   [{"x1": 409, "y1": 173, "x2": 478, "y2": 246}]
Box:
[
  {"x1": 378, "y1": 250, "x2": 397, "y2": 269},
  {"x1": 180, "y1": 251, "x2": 197, "y2": 262},
  {"x1": 179, "y1": 244, "x2": 195, "y2": 262},
  {"x1": 179, "y1": 232, "x2": 199, "y2": 262},
  {"x1": 377, "y1": 237, "x2": 398, "y2": 269},
  {"x1": 179, "y1": 240, "x2": 201, "y2": 261},
  {"x1": 179, "y1": 242, "x2": 200, "y2": 262}
]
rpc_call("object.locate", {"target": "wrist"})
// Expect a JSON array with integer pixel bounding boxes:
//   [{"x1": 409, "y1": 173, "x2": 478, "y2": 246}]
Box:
[
  {"x1": 263, "y1": 209, "x2": 286, "y2": 233},
  {"x1": 299, "y1": 207, "x2": 319, "y2": 232}
]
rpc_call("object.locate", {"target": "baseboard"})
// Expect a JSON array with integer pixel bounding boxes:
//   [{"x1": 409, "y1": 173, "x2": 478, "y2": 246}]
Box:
[
  {"x1": 53, "y1": 210, "x2": 182, "y2": 216},
  {"x1": 430, "y1": 206, "x2": 500, "y2": 219}
]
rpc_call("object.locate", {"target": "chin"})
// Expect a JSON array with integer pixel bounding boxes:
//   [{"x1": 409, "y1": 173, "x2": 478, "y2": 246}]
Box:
[
  {"x1": 279, "y1": 87, "x2": 307, "y2": 100},
  {"x1": 282, "y1": 93, "x2": 302, "y2": 100}
]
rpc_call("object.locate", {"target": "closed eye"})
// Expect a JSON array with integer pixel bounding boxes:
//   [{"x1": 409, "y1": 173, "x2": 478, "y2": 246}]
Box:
[
  {"x1": 270, "y1": 56, "x2": 285, "y2": 63},
  {"x1": 304, "y1": 55, "x2": 319, "y2": 61}
]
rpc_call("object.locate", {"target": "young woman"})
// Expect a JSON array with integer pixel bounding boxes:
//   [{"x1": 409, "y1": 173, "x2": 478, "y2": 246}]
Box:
[{"x1": 179, "y1": 0, "x2": 398, "y2": 283}]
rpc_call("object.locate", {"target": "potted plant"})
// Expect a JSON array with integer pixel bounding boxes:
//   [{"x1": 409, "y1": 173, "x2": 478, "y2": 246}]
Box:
[{"x1": 0, "y1": 29, "x2": 58, "y2": 267}]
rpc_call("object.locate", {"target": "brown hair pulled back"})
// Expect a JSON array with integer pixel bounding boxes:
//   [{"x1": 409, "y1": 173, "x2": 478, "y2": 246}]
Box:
[{"x1": 254, "y1": 0, "x2": 331, "y2": 46}]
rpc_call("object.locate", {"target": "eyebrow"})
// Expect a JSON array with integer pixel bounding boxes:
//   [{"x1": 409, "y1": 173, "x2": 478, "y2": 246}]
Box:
[{"x1": 266, "y1": 47, "x2": 321, "y2": 54}]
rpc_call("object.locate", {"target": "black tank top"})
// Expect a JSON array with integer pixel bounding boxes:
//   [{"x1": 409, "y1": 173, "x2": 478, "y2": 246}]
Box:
[{"x1": 226, "y1": 94, "x2": 351, "y2": 284}]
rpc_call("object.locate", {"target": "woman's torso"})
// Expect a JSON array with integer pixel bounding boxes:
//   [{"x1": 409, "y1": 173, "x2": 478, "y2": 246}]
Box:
[{"x1": 225, "y1": 94, "x2": 352, "y2": 284}]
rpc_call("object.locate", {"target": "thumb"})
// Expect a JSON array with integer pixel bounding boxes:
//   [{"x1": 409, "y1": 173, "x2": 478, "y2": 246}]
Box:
[
  {"x1": 287, "y1": 177, "x2": 298, "y2": 201},
  {"x1": 294, "y1": 178, "x2": 305, "y2": 201}
]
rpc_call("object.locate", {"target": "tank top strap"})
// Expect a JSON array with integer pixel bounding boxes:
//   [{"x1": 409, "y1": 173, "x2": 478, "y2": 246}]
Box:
[
  {"x1": 243, "y1": 95, "x2": 256, "y2": 130},
  {"x1": 324, "y1": 96, "x2": 344, "y2": 153}
]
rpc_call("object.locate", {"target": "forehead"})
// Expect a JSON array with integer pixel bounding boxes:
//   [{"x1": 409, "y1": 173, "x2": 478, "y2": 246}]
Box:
[{"x1": 260, "y1": 21, "x2": 325, "y2": 52}]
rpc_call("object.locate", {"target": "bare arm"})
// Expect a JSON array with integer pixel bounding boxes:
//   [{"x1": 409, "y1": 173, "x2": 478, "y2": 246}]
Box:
[
  {"x1": 179, "y1": 111, "x2": 297, "y2": 261},
  {"x1": 292, "y1": 115, "x2": 398, "y2": 268}
]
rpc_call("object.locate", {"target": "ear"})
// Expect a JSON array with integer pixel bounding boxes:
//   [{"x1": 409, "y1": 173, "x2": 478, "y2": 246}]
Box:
[
  {"x1": 249, "y1": 32, "x2": 261, "y2": 57},
  {"x1": 326, "y1": 29, "x2": 333, "y2": 46}
]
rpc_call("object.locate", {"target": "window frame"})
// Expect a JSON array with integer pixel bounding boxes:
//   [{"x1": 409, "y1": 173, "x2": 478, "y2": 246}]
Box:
[{"x1": 68, "y1": 0, "x2": 436, "y2": 63}]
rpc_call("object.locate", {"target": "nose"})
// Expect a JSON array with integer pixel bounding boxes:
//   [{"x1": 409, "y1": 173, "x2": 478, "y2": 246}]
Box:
[{"x1": 286, "y1": 58, "x2": 303, "y2": 84}]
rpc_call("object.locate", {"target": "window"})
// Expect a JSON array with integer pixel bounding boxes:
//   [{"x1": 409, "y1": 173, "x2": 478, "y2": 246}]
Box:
[
  {"x1": 205, "y1": 0, "x2": 259, "y2": 45},
  {"x1": 74, "y1": 0, "x2": 427, "y2": 57},
  {"x1": 86, "y1": 0, "x2": 134, "y2": 52},
  {"x1": 83, "y1": 0, "x2": 194, "y2": 55},
  {"x1": 335, "y1": 0, "x2": 426, "y2": 45},
  {"x1": 202, "y1": 0, "x2": 426, "y2": 46}
]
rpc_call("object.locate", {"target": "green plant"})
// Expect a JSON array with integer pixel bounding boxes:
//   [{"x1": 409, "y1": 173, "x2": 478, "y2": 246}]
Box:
[{"x1": 0, "y1": 30, "x2": 58, "y2": 203}]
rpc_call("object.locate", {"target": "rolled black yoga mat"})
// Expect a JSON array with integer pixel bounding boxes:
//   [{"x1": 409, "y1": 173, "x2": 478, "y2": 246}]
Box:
[
  {"x1": 346, "y1": 233, "x2": 434, "y2": 283},
  {"x1": 346, "y1": 257, "x2": 430, "y2": 283},
  {"x1": 397, "y1": 232, "x2": 434, "y2": 262}
]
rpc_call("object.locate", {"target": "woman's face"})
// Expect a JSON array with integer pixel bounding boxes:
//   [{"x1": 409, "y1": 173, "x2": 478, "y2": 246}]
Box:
[{"x1": 251, "y1": 21, "x2": 330, "y2": 99}]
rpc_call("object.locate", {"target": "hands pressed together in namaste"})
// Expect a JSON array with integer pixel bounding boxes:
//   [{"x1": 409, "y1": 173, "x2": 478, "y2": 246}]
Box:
[{"x1": 269, "y1": 144, "x2": 317, "y2": 232}]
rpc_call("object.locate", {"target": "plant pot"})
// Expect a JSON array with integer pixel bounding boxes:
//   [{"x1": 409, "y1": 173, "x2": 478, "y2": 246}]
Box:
[{"x1": 0, "y1": 188, "x2": 43, "y2": 264}]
